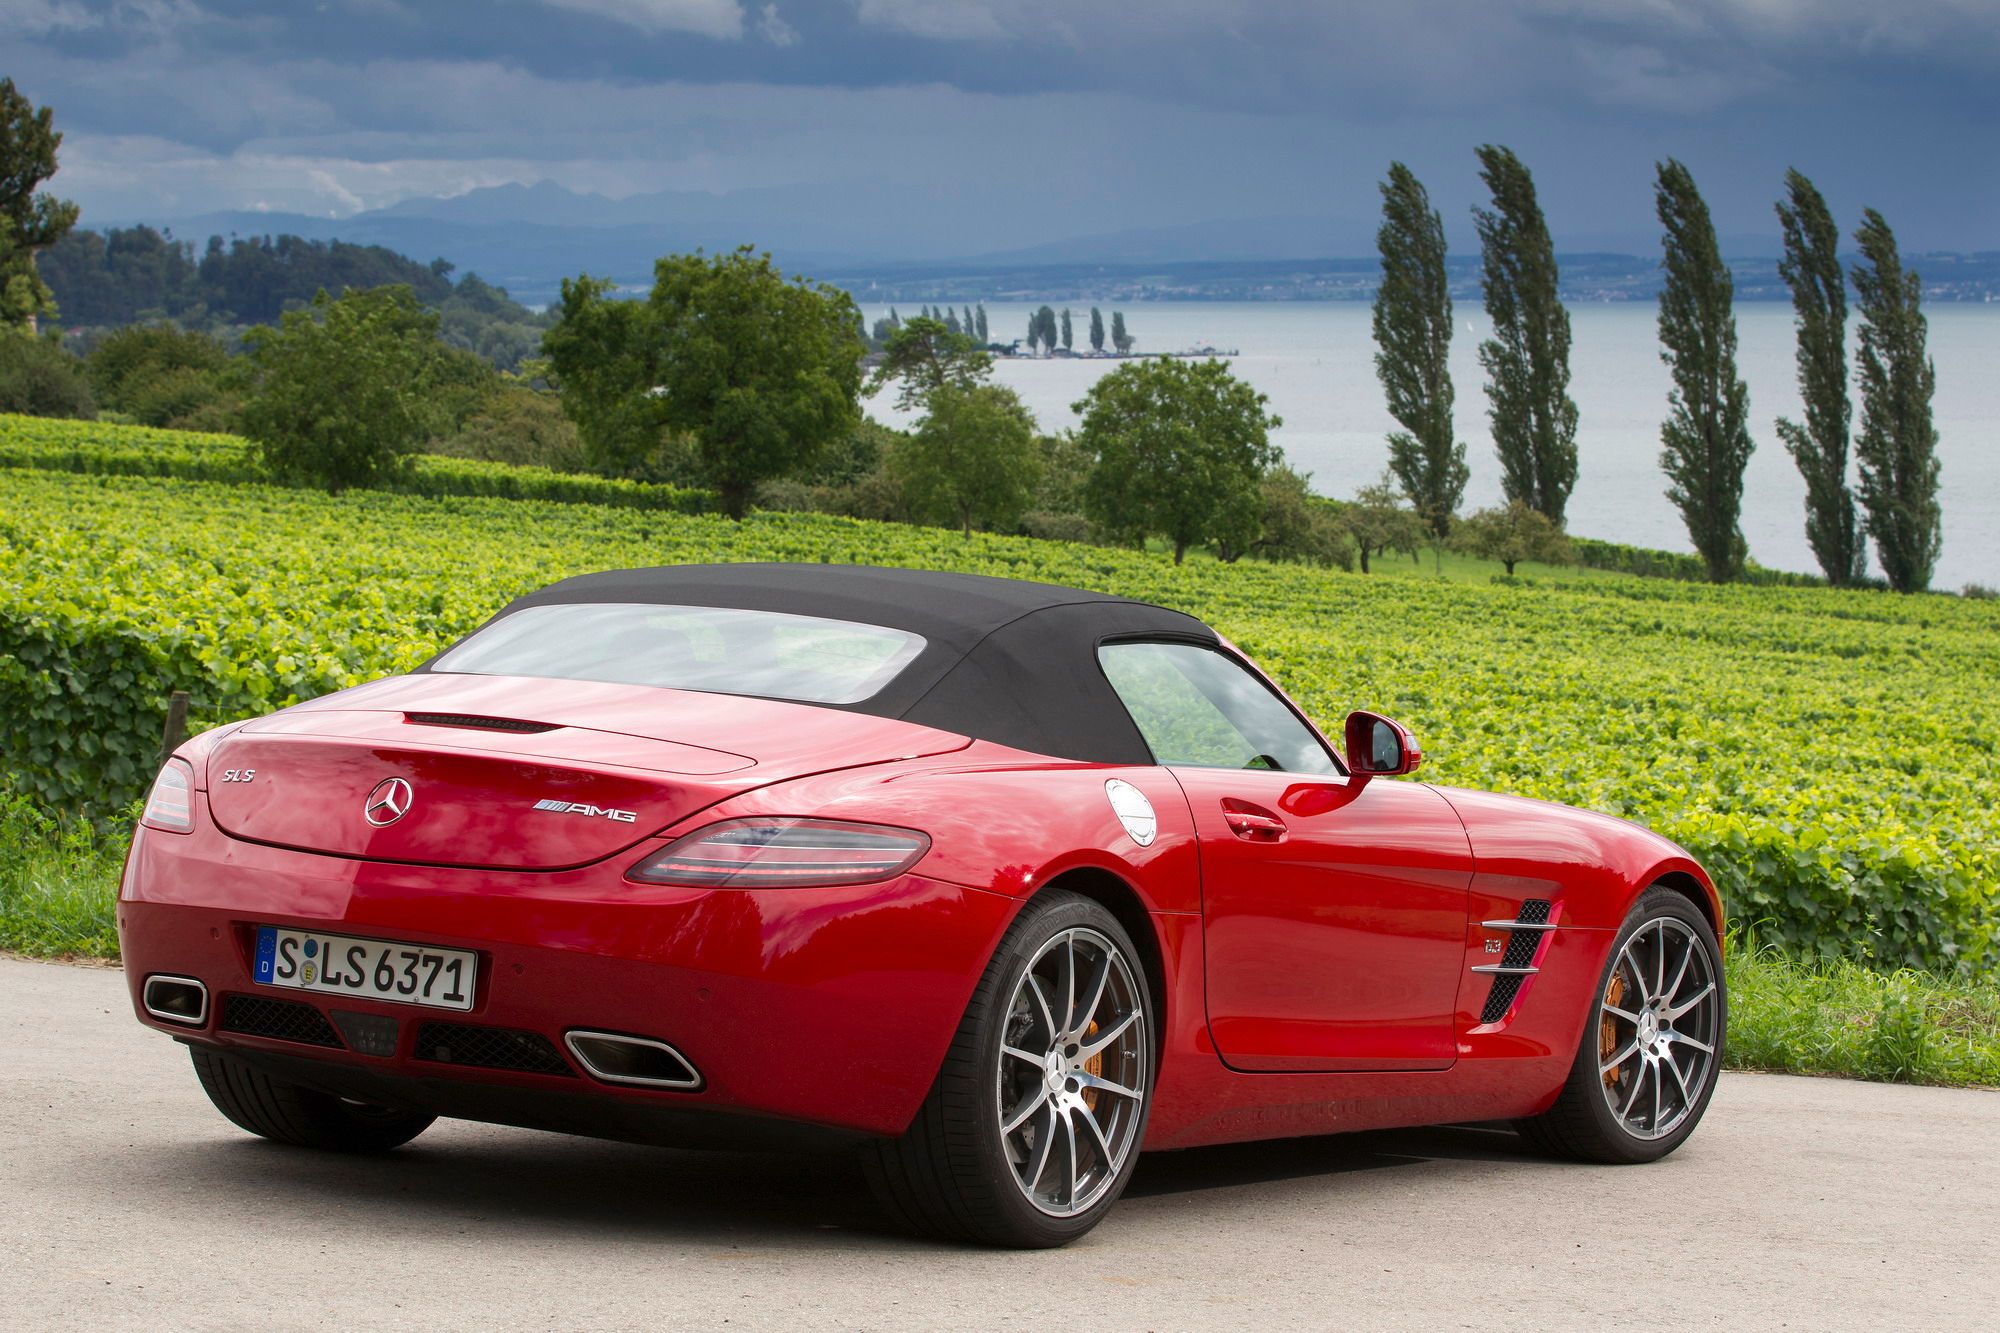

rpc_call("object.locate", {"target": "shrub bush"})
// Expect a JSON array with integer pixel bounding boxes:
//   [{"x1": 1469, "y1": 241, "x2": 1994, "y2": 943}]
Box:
[{"x1": 0, "y1": 335, "x2": 95, "y2": 419}]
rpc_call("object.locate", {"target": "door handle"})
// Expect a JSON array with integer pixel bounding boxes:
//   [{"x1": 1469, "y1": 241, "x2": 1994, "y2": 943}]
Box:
[{"x1": 1223, "y1": 809, "x2": 1287, "y2": 841}]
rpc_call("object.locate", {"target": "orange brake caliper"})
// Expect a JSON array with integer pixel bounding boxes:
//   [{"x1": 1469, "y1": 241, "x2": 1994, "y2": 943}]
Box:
[{"x1": 1601, "y1": 970, "x2": 1627, "y2": 1089}]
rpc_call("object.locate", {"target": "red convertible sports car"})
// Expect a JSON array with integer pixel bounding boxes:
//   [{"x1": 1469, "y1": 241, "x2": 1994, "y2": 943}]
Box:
[{"x1": 120, "y1": 563, "x2": 1724, "y2": 1246}]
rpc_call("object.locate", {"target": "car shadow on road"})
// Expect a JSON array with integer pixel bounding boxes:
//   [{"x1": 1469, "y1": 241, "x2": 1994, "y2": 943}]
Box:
[
  {"x1": 105, "y1": 1119, "x2": 1538, "y2": 1249},
  {"x1": 1125, "y1": 1122, "x2": 1532, "y2": 1199}
]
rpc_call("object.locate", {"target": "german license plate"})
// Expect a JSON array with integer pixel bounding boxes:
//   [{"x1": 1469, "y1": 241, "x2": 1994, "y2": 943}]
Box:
[{"x1": 252, "y1": 926, "x2": 477, "y2": 1011}]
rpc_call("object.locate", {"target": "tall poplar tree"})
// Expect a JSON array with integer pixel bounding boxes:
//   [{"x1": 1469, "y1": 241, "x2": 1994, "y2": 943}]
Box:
[
  {"x1": 1089, "y1": 306, "x2": 1105, "y2": 352},
  {"x1": 1371, "y1": 161, "x2": 1465, "y2": 536},
  {"x1": 1474, "y1": 144, "x2": 1577, "y2": 526},
  {"x1": 1852, "y1": 209, "x2": 1942, "y2": 592},
  {"x1": 1775, "y1": 168, "x2": 1863, "y2": 585},
  {"x1": 1654, "y1": 159, "x2": 1754, "y2": 582},
  {"x1": 1060, "y1": 307, "x2": 1073, "y2": 352}
]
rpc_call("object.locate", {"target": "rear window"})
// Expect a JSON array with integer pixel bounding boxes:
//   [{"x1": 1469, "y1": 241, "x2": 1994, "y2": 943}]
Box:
[{"x1": 431, "y1": 603, "x2": 927, "y2": 705}]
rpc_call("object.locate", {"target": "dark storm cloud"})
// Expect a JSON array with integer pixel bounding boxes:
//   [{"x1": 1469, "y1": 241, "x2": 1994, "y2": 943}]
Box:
[{"x1": 3, "y1": 0, "x2": 1996, "y2": 250}]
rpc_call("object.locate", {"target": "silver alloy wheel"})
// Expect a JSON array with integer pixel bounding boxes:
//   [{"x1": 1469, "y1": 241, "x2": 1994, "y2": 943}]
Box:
[
  {"x1": 1596, "y1": 916, "x2": 1721, "y2": 1141},
  {"x1": 995, "y1": 925, "x2": 1148, "y2": 1217}
]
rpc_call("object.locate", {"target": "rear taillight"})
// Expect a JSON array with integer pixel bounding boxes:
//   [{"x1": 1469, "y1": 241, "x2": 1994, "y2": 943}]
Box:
[
  {"x1": 627, "y1": 818, "x2": 930, "y2": 888},
  {"x1": 141, "y1": 758, "x2": 196, "y2": 833}
]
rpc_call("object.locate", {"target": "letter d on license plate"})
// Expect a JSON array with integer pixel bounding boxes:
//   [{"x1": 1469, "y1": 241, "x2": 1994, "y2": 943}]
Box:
[{"x1": 253, "y1": 926, "x2": 478, "y2": 1011}]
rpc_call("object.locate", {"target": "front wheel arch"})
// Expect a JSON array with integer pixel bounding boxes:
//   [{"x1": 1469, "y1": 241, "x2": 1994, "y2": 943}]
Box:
[
  {"x1": 1650, "y1": 867, "x2": 1724, "y2": 945},
  {"x1": 1032, "y1": 866, "x2": 1167, "y2": 1055}
]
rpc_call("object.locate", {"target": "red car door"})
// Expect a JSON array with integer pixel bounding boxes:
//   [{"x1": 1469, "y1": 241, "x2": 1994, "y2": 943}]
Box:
[
  {"x1": 1097, "y1": 640, "x2": 1474, "y2": 1073},
  {"x1": 1169, "y1": 767, "x2": 1473, "y2": 1071}
]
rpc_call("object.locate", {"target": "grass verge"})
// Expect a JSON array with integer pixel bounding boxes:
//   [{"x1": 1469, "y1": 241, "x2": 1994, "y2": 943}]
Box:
[
  {"x1": 1724, "y1": 938, "x2": 2000, "y2": 1087},
  {"x1": 2, "y1": 794, "x2": 1993, "y2": 1088},
  {"x1": 0, "y1": 792, "x2": 126, "y2": 959}
]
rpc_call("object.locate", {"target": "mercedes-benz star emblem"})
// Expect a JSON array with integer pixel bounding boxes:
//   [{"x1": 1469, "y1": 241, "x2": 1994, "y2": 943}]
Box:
[{"x1": 363, "y1": 777, "x2": 414, "y2": 827}]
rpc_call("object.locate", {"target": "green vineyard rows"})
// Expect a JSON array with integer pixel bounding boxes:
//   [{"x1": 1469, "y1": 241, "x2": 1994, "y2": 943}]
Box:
[{"x1": 3, "y1": 419, "x2": 1997, "y2": 973}]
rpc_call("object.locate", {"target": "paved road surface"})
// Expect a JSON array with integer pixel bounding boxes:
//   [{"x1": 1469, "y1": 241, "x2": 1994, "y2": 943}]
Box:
[{"x1": 4, "y1": 956, "x2": 1995, "y2": 1330}]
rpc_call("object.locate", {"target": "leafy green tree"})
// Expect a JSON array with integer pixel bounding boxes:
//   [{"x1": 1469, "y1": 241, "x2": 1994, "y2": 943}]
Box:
[
  {"x1": 867, "y1": 314, "x2": 992, "y2": 411},
  {"x1": 1852, "y1": 210, "x2": 1943, "y2": 592},
  {"x1": 85, "y1": 323, "x2": 234, "y2": 427},
  {"x1": 1060, "y1": 307, "x2": 1073, "y2": 352},
  {"x1": 645, "y1": 247, "x2": 863, "y2": 518},
  {"x1": 543, "y1": 249, "x2": 864, "y2": 516},
  {"x1": 0, "y1": 78, "x2": 80, "y2": 333},
  {"x1": 1030, "y1": 429, "x2": 1095, "y2": 518},
  {"x1": 1110, "y1": 310, "x2": 1132, "y2": 353},
  {"x1": 1775, "y1": 168, "x2": 1864, "y2": 586},
  {"x1": 1449, "y1": 500, "x2": 1573, "y2": 575},
  {"x1": 894, "y1": 383, "x2": 1042, "y2": 537},
  {"x1": 943, "y1": 306, "x2": 962, "y2": 335},
  {"x1": 1089, "y1": 306, "x2": 1106, "y2": 353},
  {"x1": 1372, "y1": 161, "x2": 1466, "y2": 537},
  {"x1": 436, "y1": 382, "x2": 584, "y2": 471},
  {"x1": 1655, "y1": 159, "x2": 1754, "y2": 583},
  {"x1": 1024, "y1": 313, "x2": 1038, "y2": 352},
  {"x1": 240, "y1": 286, "x2": 449, "y2": 493},
  {"x1": 974, "y1": 305, "x2": 988, "y2": 343},
  {"x1": 542, "y1": 274, "x2": 667, "y2": 475},
  {"x1": 1251, "y1": 465, "x2": 1352, "y2": 568},
  {"x1": 1474, "y1": 144, "x2": 1577, "y2": 525},
  {"x1": 1340, "y1": 471, "x2": 1427, "y2": 573},
  {"x1": 0, "y1": 332, "x2": 93, "y2": 417},
  {"x1": 962, "y1": 306, "x2": 977, "y2": 339},
  {"x1": 1075, "y1": 358, "x2": 1280, "y2": 564}
]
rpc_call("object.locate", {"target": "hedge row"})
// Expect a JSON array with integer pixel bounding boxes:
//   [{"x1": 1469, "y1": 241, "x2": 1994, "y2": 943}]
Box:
[
  {"x1": 0, "y1": 414, "x2": 713, "y2": 514},
  {"x1": 1569, "y1": 535, "x2": 1829, "y2": 588}
]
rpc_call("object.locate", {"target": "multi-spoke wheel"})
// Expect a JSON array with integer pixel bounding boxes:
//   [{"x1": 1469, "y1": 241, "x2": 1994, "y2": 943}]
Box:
[
  {"x1": 996, "y1": 926, "x2": 1149, "y2": 1218},
  {"x1": 1516, "y1": 886, "x2": 1725, "y2": 1164},
  {"x1": 863, "y1": 891, "x2": 1155, "y2": 1247}
]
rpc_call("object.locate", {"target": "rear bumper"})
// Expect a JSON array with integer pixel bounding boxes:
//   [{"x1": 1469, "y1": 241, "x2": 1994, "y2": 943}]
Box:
[{"x1": 117, "y1": 817, "x2": 1018, "y2": 1141}]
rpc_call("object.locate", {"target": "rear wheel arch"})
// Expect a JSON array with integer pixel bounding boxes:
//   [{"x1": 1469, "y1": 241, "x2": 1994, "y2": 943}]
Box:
[{"x1": 1032, "y1": 866, "x2": 1167, "y2": 1056}]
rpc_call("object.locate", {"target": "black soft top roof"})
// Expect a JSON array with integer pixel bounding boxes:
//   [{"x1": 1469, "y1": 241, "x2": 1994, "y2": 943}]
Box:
[{"x1": 463, "y1": 562, "x2": 1218, "y2": 764}]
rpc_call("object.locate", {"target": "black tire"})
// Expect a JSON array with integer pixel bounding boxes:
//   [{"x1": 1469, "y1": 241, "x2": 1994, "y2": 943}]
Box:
[
  {"x1": 190, "y1": 1046, "x2": 435, "y2": 1153},
  {"x1": 1515, "y1": 885, "x2": 1726, "y2": 1164},
  {"x1": 863, "y1": 890, "x2": 1156, "y2": 1248}
]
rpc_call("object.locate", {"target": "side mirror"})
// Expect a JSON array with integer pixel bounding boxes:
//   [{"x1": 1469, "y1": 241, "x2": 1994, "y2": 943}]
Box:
[{"x1": 1343, "y1": 711, "x2": 1422, "y2": 777}]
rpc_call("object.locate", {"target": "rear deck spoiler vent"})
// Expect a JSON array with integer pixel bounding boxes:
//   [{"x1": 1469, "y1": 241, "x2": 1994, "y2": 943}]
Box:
[{"x1": 404, "y1": 712, "x2": 559, "y2": 734}]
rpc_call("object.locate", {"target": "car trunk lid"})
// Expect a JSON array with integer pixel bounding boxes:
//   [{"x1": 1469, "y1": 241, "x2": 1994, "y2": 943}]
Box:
[{"x1": 204, "y1": 674, "x2": 967, "y2": 870}]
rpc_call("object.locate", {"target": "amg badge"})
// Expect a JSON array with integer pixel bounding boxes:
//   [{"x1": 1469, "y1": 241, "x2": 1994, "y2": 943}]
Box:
[{"x1": 532, "y1": 798, "x2": 638, "y2": 823}]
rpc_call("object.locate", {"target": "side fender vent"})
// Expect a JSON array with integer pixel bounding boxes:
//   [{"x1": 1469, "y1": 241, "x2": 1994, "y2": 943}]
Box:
[{"x1": 1477, "y1": 898, "x2": 1555, "y2": 1025}]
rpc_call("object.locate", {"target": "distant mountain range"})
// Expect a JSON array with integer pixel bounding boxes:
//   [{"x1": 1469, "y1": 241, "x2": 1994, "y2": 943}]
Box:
[{"x1": 109, "y1": 181, "x2": 2000, "y2": 307}]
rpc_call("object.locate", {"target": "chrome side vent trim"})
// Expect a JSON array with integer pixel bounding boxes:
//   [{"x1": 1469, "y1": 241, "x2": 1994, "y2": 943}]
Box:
[{"x1": 1479, "y1": 899, "x2": 1555, "y2": 1024}]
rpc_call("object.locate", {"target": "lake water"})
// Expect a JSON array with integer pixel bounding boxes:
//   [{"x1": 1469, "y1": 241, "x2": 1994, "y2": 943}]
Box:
[{"x1": 861, "y1": 301, "x2": 2000, "y2": 589}]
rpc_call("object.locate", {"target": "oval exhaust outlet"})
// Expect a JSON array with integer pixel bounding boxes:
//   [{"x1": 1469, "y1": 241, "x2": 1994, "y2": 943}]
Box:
[
  {"x1": 143, "y1": 975, "x2": 209, "y2": 1027},
  {"x1": 564, "y1": 1030, "x2": 702, "y2": 1091}
]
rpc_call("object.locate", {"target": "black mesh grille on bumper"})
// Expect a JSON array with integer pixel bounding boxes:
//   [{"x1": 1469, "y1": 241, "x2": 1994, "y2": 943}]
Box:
[
  {"x1": 413, "y1": 1022, "x2": 574, "y2": 1077},
  {"x1": 1479, "y1": 899, "x2": 1554, "y2": 1025},
  {"x1": 220, "y1": 993, "x2": 345, "y2": 1048}
]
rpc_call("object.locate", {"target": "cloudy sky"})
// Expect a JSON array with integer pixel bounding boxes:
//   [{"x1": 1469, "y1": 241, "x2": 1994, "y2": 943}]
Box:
[{"x1": 6, "y1": 0, "x2": 1998, "y2": 256}]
